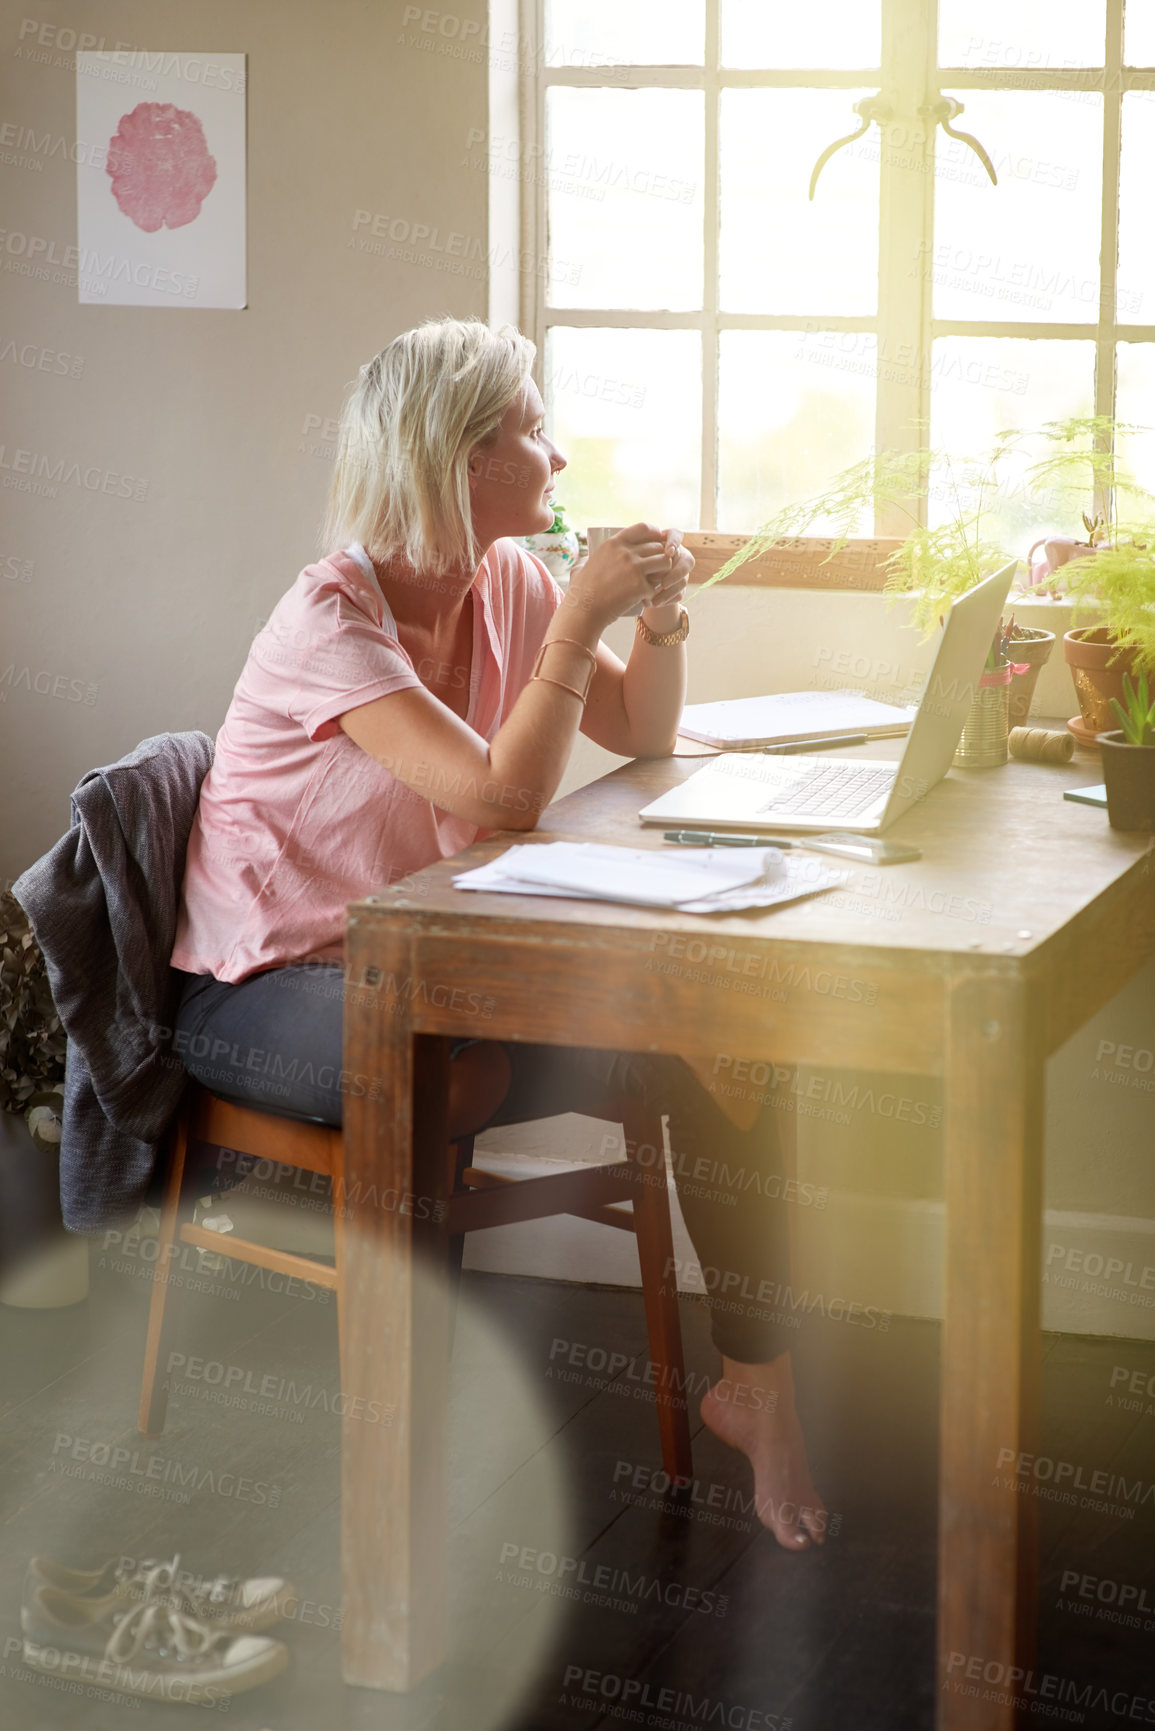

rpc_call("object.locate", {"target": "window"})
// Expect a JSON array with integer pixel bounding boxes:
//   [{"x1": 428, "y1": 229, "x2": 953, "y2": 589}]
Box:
[{"x1": 521, "y1": 0, "x2": 1155, "y2": 541}]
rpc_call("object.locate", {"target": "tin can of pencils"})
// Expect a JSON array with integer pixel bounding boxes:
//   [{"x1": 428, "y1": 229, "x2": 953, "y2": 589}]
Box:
[{"x1": 954, "y1": 664, "x2": 1011, "y2": 769}]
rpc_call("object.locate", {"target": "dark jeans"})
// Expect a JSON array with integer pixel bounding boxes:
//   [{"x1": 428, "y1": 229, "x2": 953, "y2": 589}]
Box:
[{"x1": 174, "y1": 965, "x2": 796, "y2": 1362}]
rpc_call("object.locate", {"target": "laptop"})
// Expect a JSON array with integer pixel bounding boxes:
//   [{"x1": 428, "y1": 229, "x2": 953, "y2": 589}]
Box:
[{"x1": 639, "y1": 562, "x2": 1017, "y2": 835}]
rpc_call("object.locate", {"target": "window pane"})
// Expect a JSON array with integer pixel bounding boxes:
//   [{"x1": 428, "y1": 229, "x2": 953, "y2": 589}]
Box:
[
  {"x1": 939, "y1": 0, "x2": 1105, "y2": 69},
  {"x1": 1117, "y1": 96, "x2": 1155, "y2": 322},
  {"x1": 546, "y1": 90, "x2": 704, "y2": 310},
  {"x1": 720, "y1": 0, "x2": 880, "y2": 70},
  {"x1": 720, "y1": 90, "x2": 879, "y2": 314},
  {"x1": 1125, "y1": 0, "x2": 1155, "y2": 64},
  {"x1": 545, "y1": 0, "x2": 704, "y2": 66},
  {"x1": 928, "y1": 338, "x2": 1094, "y2": 549},
  {"x1": 1116, "y1": 345, "x2": 1155, "y2": 502},
  {"x1": 931, "y1": 93, "x2": 1102, "y2": 324},
  {"x1": 717, "y1": 332, "x2": 876, "y2": 533},
  {"x1": 545, "y1": 328, "x2": 702, "y2": 530}
]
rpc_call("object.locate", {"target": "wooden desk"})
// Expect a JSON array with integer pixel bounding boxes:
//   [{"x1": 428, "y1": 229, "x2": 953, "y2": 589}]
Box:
[{"x1": 339, "y1": 737, "x2": 1155, "y2": 1727}]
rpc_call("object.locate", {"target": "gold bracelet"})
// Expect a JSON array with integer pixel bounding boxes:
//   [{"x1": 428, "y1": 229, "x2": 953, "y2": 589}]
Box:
[
  {"x1": 533, "y1": 636, "x2": 598, "y2": 673},
  {"x1": 530, "y1": 637, "x2": 597, "y2": 703},
  {"x1": 531, "y1": 673, "x2": 592, "y2": 704},
  {"x1": 635, "y1": 606, "x2": 689, "y2": 648}
]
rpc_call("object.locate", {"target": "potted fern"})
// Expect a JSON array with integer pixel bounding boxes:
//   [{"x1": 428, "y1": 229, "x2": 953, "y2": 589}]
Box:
[
  {"x1": 692, "y1": 446, "x2": 1020, "y2": 749},
  {"x1": 1015, "y1": 417, "x2": 1155, "y2": 745},
  {"x1": 1097, "y1": 672, "x2": 1155, "y2": 831}
]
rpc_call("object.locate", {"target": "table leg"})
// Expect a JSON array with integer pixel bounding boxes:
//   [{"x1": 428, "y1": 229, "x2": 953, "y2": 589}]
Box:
[
  {"x1": 937, "y1": 973, "x2": 1043, "y2": 1730},
  {"x1": 340, "y1": 923, "x2": 451, "y2": 1690}
]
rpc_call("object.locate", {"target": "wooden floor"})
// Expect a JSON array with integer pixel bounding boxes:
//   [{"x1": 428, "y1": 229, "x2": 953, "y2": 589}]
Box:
[{"x1": 1, "y1": 1242, "x2": 1153, "y2": 1731}]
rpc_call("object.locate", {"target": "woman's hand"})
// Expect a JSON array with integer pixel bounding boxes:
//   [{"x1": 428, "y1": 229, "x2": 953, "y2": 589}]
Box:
[
  {"x1": 641, "y1": 529, "x2": 694, "y2": 625},
  {"x1": 564, "y1": 522, "x2": 678, "y2": 627}
]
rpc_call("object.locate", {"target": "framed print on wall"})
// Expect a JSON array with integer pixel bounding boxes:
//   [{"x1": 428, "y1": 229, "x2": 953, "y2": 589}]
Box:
[{"x1": 76, "y1": 51, "x2": 246, "y2": 308}]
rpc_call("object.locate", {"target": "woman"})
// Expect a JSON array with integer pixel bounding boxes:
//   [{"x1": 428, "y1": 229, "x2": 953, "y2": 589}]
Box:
[{"x1": 172, "y1": 318, "x2": 826, "y2": 1550}]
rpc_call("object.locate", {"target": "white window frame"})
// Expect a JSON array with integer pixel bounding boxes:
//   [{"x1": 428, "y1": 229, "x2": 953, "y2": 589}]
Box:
[{"x1": 520, "y1": 0, "x2": 1155, "y2": 533}]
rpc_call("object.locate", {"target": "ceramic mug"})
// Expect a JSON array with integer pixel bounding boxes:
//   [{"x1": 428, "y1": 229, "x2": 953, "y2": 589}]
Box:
[{"x1": 587, "y1": 525, "x2": 682, "y2": 618}]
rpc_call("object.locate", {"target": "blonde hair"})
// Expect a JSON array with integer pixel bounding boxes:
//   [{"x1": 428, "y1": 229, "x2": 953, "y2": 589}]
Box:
[{"x1": 323, "y1": 318, "x2": 536, "y2": 576}]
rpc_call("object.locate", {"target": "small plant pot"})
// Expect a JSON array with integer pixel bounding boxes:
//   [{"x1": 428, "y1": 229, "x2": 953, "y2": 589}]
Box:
[
  {"x1": 519, "y1": 529, "x2": 581, "y2": 585},
  {"x1": 1064, "y1": 627, "x2": 1141, "y2": 748},
  {"x1": 1006, "y1": 627, "x2": 1055, "y2": 728},
  {"x1": 1096, "y1": 730, "x2": 1155, "y2": 831}
]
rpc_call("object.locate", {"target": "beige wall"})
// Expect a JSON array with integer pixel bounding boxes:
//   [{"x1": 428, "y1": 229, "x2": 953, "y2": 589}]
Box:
[{"x1": 2, "y1": 0, "x2": 490, "y2": 880}]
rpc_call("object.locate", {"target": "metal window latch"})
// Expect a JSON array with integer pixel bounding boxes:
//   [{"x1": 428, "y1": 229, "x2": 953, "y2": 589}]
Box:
[
  {"x1": 921, "y1": 95, "x2": 998, "y2": 185},
  {"x1": 808, "y1": 92, "x2": 998, "y2": 198},
  {"x1": 808, "y1": 95, "x2": 892, "y2": 200}
]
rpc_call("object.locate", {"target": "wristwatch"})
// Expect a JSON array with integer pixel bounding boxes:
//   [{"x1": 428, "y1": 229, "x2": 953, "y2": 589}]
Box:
[{"x1": 635, "y1": 606, "x2": 690, "y2": 648}]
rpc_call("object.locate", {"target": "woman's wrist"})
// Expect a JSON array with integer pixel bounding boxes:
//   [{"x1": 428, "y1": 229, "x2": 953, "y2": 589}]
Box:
[
  {"x1": 639, "y1": 600, "x2": 686, "y2": 636},
  {"x1": 556, "y1": 589, "x2": 613, "y2": 640}
]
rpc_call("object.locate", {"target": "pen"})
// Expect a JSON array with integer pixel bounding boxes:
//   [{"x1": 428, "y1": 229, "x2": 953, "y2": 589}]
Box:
[
  {"x1": 760, "y1": 733, "x2": 869, "y2": 755},
  {"x1": 663, "y1": 831, "x2": 799, "y2": 848}
]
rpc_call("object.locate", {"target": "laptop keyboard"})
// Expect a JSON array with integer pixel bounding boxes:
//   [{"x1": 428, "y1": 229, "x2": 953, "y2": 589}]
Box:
[{"x1": 757, "y1": 762, "x2": 895, "y2": 817}]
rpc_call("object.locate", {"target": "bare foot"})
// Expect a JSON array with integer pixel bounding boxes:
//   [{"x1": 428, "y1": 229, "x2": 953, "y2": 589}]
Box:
[{"x1": 699, "y1": 1353, "x2": 828, "y2": 1551}]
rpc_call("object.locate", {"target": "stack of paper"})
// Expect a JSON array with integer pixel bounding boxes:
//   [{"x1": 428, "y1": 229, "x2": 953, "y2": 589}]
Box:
[
  {"x1": 453, "y1": 842, "x2": 845, "y2": 914},
  {"x1": 678, "y1": 689, "x2": 915, "y2": 748}
]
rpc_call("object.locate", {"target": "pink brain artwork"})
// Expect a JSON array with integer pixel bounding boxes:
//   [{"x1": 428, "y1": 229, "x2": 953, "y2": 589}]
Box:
[{"x1": 105, "y1": 102, "x2": 218, "y2": 233}]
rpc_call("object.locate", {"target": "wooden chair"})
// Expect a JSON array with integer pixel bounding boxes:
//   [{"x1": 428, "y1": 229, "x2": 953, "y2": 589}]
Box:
[{"x1": 138, "y1": 1085, "x2": 692, "y2": 1478}]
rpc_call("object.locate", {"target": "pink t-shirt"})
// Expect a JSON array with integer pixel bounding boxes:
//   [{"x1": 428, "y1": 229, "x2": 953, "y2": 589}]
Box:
[{"x1": 172, "y1": 540, "x2": 563, "y2": 983}]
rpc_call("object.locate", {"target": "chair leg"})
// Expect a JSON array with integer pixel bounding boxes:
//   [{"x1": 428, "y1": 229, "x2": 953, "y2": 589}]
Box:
[
  {"x1": 138, "y1": 1102, "x2": 193, "y2": 1437},
  {"x1": 625, "y1": 1111, "x2": 694, "y2": 1483},
  {"x1": 447, "y1": 1135, "x2": 473, "y2": 1351}
]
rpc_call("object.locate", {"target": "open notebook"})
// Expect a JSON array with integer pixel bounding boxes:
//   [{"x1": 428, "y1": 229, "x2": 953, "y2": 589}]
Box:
[{"x1": 678, "y1": 690, "x2": 915, "y2": 749}]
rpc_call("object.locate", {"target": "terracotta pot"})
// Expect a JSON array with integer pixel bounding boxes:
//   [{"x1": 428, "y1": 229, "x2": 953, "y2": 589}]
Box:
[
  {"x1": 1063, "y1": 628, "x2": 1142, "y2": 748},
  {"x1": 1006, "y1": 627, "x2": 1055, "y2": 728},
  {"x1": 1096, "y1": 730, "x2": 1155, "y2": 831}
]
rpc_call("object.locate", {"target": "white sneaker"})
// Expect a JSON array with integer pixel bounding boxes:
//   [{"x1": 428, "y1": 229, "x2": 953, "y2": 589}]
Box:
[
  {"x1": 25, "y1": 1552, "x2": 295, "y2": 1631},
  {"x1": 21, "y1": 1585, "x2": 288, "y2": 1705}
]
